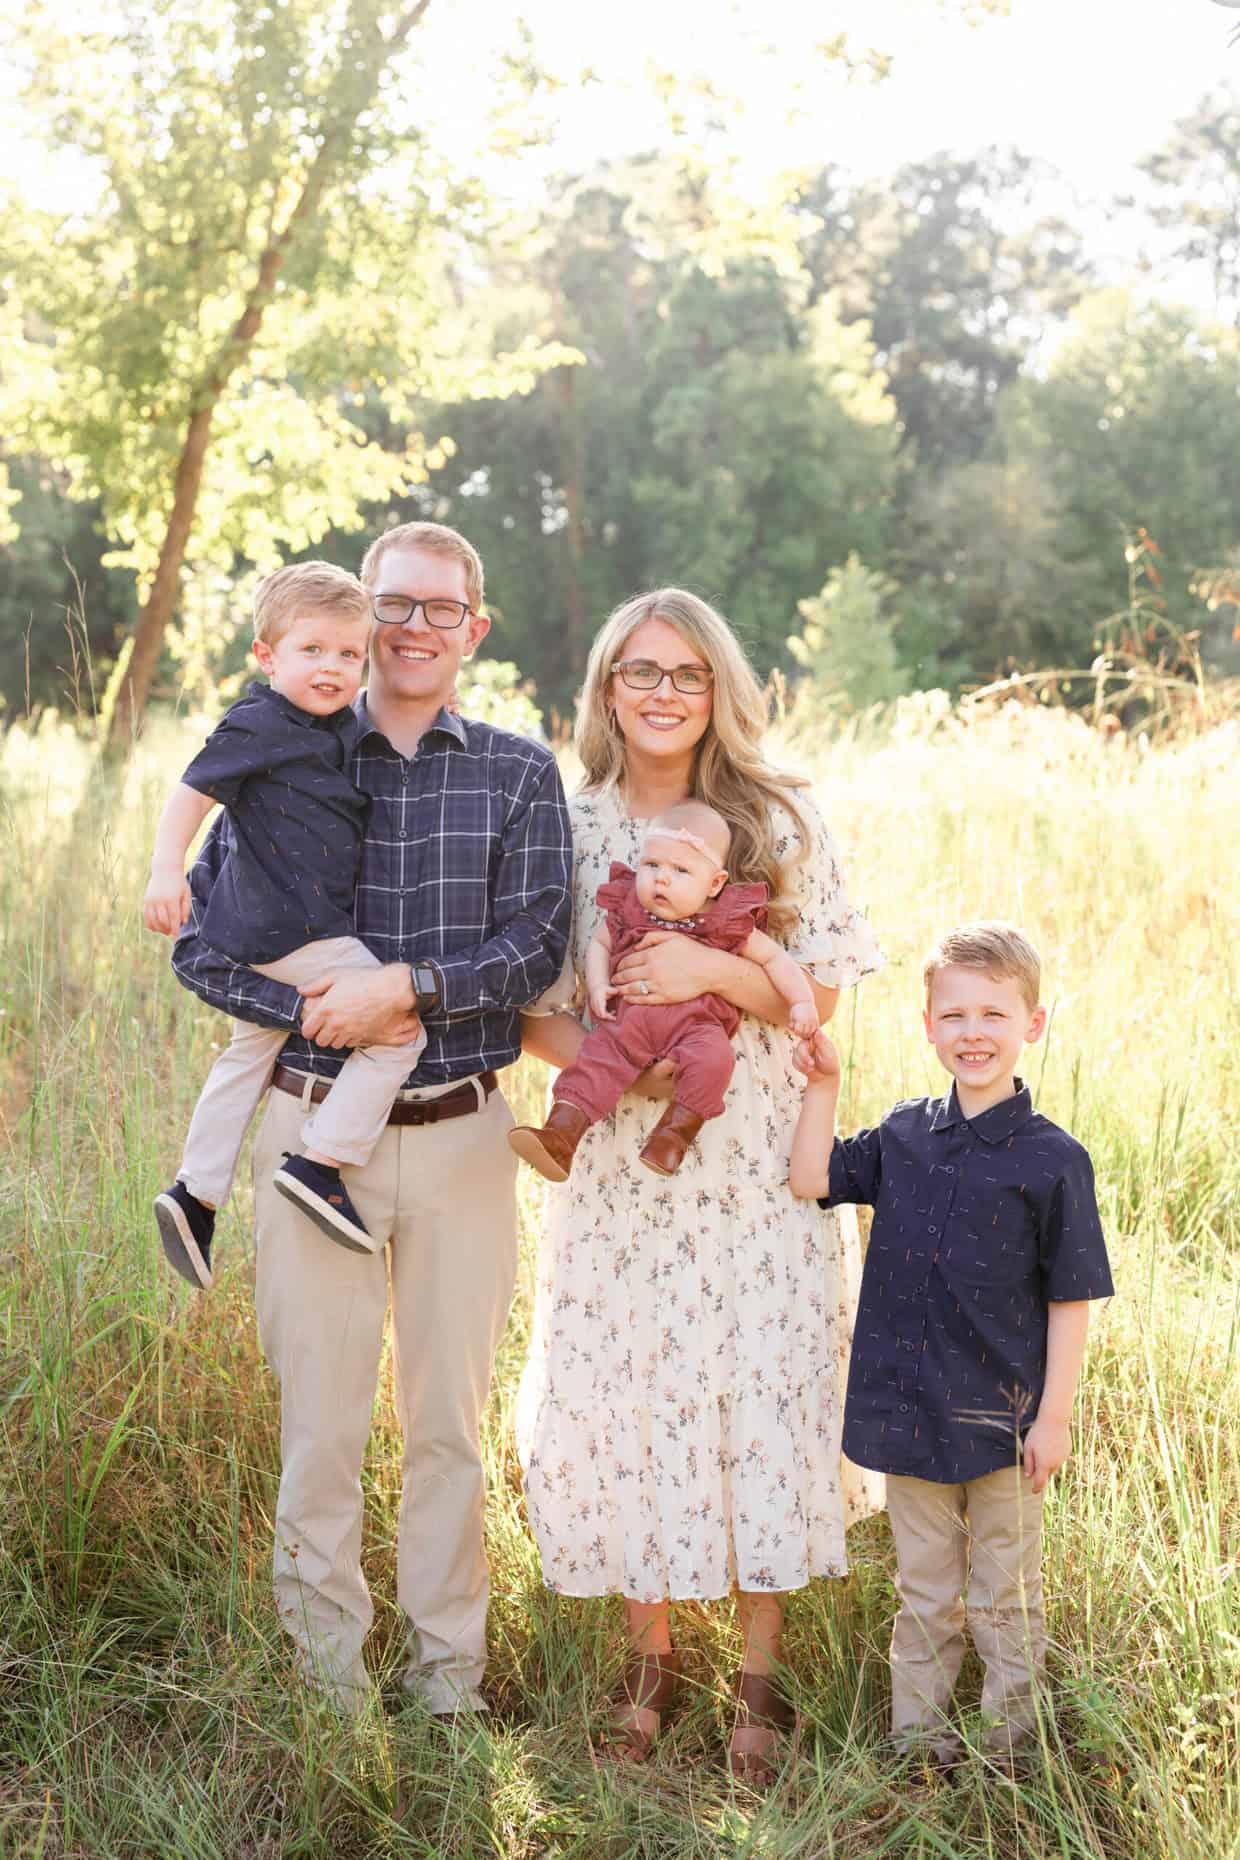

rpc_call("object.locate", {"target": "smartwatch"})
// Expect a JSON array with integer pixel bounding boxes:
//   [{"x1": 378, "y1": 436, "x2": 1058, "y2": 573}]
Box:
[{"x1": 412, "y1": 961, "x2": 442, "y2": 1018}]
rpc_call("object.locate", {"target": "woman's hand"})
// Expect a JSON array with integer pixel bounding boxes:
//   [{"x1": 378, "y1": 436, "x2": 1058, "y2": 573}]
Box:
[
  {"x1": 628, "y1": 1058, "x2": 676, "y2": 1101},
  {"x1": 611, "y1": 930, "x2": 724, "y2": 1006}
]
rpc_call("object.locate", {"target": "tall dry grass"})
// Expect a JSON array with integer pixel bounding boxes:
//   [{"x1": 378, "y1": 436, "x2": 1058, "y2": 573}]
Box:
[{"x1": 0, "y1": 694, "x2": 1236, "y2": 1859}]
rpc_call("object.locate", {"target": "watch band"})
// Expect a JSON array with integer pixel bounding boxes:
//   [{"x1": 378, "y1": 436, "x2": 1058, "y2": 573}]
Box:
[{"x1": 412, "y1": 962, "x2": 441, "y2": 1015}]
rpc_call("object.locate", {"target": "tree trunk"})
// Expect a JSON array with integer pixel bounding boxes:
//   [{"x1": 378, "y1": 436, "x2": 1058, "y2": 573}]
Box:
[{"x1": 102, "y1": 0, "x2": 433, "y2": 753}]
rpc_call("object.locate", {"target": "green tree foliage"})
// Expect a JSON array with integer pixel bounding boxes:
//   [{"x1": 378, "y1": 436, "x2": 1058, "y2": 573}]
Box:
[
  {"x1": 2, "y1": 0, "x2": 570, "y2": 741},
  {"x1": 788, "y1": 554, "x2": 910, "y2": 712},
  {"x1": 395, "y1": 167, "x2": 900, "y2": 714},
  {"x1": 797, "y1": 149, "x2": 1092, "y2": 472},
  {"x1": 1015, "y1": 288, "x2": 1240, "y2": 669}
]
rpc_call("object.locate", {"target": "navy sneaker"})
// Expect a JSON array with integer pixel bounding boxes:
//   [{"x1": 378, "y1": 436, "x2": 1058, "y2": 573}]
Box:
[
  {"x1": 272, "y1": 1154, "x2": 375, "y2": 1255},
  {"x1": 154, "y1": 1181, "x2": 215, "y2": 1289}
]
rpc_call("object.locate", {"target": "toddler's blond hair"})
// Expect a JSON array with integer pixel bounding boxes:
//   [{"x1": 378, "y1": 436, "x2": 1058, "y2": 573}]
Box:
[{"x1": 252, "y1": 561, "x2": 370, "y2": 646}]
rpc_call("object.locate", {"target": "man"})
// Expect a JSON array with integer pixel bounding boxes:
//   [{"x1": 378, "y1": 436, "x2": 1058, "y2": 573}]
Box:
[{"x1": 173, "y1": 521, "x2": 572, "y2": 1715}]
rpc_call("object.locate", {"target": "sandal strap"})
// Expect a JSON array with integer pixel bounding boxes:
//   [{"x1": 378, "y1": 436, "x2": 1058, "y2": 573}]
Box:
[
  {"x1": 620, "y1": 1651, "x2": 681, "y2": 1715},
  {"x1": 733, "y1": 1669, "x2": 793, "y2": 1731}
]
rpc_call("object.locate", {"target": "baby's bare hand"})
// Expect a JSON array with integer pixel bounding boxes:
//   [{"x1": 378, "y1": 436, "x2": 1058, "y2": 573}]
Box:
[
  {"x1": 588, "y1": 984, "x2": 616, "y2": 1023},
  {"x1": 788, "y1": 1001, "x2": 819, "y2": 1039},
  {"x1": 794, "y1": 1029, "x2": 841, "y2": 1083}
]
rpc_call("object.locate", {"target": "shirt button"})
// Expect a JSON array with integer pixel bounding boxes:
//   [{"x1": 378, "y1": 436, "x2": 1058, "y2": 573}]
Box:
[
  {"x1": 399, "y1": 830, "x2": 408, "y2": 841},
  {"x1": 900, "y1": 1405, "x2": 910, "y2": 1414},
  {"x1": 904, "y1": 1342, "x2": 915, "y2": 1353},
  {"x1": 928, "y1": 1225, "x2": 938, "y2": 1235}
]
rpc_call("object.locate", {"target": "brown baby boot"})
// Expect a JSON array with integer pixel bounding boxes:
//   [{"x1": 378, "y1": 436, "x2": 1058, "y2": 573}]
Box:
[
  {"x1": 508, "y1": 1101, "x2": 591, "y2": 1183},
  {"x1": 639, "y1": 1102, "x2": 705, "y2": 1176}
]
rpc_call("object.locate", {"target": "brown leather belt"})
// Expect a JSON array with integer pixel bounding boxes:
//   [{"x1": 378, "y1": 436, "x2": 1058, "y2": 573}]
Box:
[{"x1": 272, "y1": 1064, "x2": 498, "y2": 1126}]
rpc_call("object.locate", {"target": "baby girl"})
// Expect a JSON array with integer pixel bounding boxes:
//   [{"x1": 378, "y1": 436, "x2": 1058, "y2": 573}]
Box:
[{"x1": 509, "y1": 800, "x2": 819, "y2": 1181}]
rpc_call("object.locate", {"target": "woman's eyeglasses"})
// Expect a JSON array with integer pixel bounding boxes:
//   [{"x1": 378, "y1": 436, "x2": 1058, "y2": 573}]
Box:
[
  {"x1": 611, "y1": 659, "x2": 714, "y2": 695},
  {"x1": 371, "y1": 596, "x2": 472, "y2": 630}
]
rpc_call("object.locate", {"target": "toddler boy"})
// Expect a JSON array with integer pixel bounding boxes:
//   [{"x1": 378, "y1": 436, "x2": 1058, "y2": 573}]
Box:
[
  {"x1": 143, "y1": 561, "x2": 426, "y2": 1288},
  {"x1": 790, "y1": 922, "x2": 1113, "y2": 1765}
]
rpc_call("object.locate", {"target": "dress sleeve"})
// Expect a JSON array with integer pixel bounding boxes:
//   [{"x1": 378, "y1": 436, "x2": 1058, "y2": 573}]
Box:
[{"x1": 775, "y1": 793, "x2": 883, "y2": 988}]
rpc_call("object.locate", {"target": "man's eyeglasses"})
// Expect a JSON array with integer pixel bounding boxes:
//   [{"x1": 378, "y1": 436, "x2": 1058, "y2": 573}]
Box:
[
  {"x1": 371, "y1": 595, "x2": 472, "y2": 630},
  {"x1": 611, "y1": 659, "x2": 714, "y2": 695}
]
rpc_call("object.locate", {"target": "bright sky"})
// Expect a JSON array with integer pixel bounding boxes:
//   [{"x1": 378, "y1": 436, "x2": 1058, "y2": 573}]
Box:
[
  {"x1": 421, "y1": 0, "x2": 1235, "y2": 199},
  {"x1": 4, "y1": 0, "x2": 1235, "y2": 236}
]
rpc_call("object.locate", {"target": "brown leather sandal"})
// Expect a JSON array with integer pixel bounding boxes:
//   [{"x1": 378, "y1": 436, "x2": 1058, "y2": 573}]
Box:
[
  {"x1": 595, "y1": 1651, "x2": 681, "y2": 1764},
  {"x1": 727, "y1": 1669, "x2": 794, "y2": 1789}
]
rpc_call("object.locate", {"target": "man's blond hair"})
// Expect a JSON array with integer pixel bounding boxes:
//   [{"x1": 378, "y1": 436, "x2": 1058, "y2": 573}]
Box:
[
  {"x1": 252, "y1": 561, "x2": 369, "y2": 646},
  {"x1": 923, "y1": 922, "x2": 1042, "y2": 1013},
  {"x1": 359, "y1": 521, "x2": 484, "y2": 611}
]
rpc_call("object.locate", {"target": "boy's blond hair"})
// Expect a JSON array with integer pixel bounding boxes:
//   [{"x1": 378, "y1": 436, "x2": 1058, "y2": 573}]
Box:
[
  {"x1": 923, "y1": 922, "x2": 1042, "y2": 1013},
  {"x1": 359, "y1": 521, "x2": 484, "y2": 611},
  {"x1": 252, "y1": 561, "x2": 369, "y2": 646}
]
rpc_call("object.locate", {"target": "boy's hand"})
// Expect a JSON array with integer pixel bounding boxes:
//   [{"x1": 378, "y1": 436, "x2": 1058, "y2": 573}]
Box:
[
  {"x1": 143, "y1": 867, "x2": 192, "y2": 937},
  {"x1": 588, "y1": 981, "x2": 617, "y2": 1023},
  {"x1": 1022, "y1": 1415, "x2": 1071, "y2": 1494},
  {"x1": 788, "y1": 1001, "x2": 819, "y2": 1040},
  {"x1": 792, "y1": 1028, "x2": 841, "y2": 1084}
]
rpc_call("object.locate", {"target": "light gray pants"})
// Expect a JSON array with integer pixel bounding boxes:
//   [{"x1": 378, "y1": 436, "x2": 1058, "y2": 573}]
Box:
[
  {"x1": 886, "y1": 1463, "x2": 1047, "y2": 1758},
  {"x1": 178, "y1": 935, "x2": 426, "y2": 1206},
  {"x1": 253, "y1": 1079, "x2": 519, "y2": 1713}
]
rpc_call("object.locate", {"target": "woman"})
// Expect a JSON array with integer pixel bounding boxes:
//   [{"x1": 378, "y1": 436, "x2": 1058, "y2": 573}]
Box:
[{"x1": 516, "y1": 590, "x2": 883, "y2": 1783}]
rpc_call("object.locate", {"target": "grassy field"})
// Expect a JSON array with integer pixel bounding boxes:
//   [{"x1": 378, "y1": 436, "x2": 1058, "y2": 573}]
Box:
[{"x1": 1, "y1": 694, "x2": 1237, "y2": 1859}]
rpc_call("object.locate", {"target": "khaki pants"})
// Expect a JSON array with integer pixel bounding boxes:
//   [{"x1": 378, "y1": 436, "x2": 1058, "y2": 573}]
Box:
[
  {"x1": 179, "y1": 936, "x2": 427, "y2": 1207},
  {"x1": 886, "y1": 1464, "x2": 1046, "y2": 1758},
  {"x1": 252, "y1": 1079, "x2": 518, "y2": 1713}
]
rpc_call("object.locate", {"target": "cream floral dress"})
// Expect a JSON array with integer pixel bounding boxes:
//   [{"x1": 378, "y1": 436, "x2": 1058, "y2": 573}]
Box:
[{"x1": 516, "y1": 785, "x2": 885, "y2": 1602}]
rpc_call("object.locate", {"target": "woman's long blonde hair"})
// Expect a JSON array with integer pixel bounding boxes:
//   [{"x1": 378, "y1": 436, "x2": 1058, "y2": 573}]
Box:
[{"x1": 575, "y1": 589, "x2": 812, "y2": 939}]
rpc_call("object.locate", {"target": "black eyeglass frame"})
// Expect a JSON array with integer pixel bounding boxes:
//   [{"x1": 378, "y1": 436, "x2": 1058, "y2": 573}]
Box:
[
  {"x1": 370, "y1": 595, "x2": 473, "y2": 630},
  {"x1": 610, "y1": 658, "x2": 715, "y2": 695}
]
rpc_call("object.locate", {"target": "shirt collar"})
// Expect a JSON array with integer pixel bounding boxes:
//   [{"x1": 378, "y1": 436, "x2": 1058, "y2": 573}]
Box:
[
  {"x1": 353, "y1": 693, "x2": 467, "y2": 750},
  {"x1": 930, "y1": 1079, "x2": 1034, "y2": 1143},
  {"x1": 248, "y1": 679, "x2": 353, "y2": 734}
]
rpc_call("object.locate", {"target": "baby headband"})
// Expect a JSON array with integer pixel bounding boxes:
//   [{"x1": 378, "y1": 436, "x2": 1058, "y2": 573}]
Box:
[{"x1": 643, "y1": 825, "x2": 724, "y2": 864}]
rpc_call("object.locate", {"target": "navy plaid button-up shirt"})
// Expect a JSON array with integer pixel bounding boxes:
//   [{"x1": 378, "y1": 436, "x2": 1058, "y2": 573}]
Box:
[
  {"x1": 172, "y1": 697, "x2": 573, "y2": 1087},
  {"x1": 822, "y1": 1082, "x2": 1113, "y2": 1484}
]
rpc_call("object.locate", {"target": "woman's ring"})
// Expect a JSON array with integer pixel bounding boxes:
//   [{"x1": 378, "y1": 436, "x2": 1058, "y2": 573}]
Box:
[{"x1": 639, "y1": 979, "x2": 650, "y2": 996}]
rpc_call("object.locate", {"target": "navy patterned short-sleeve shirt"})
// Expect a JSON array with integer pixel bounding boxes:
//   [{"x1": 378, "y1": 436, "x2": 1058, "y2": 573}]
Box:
[
  {"x1": 821, "y1": 1082, "x2": 1113, "y2": 1483},
  {"x1": 180, "y1": 681, "x2": 366, "y2": 965}
]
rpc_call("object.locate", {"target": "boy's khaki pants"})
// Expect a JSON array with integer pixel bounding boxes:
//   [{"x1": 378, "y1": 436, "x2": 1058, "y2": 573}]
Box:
[
  {"x1": 252, "y1": 1076, "x2": 518, "y2": 1714},
  {"x1": 886, "y1": 1464, "x2": 1046, "y2": 1758},
  {"x1": 179, "y1": 935, "x2": 426, "y2": 1208}
]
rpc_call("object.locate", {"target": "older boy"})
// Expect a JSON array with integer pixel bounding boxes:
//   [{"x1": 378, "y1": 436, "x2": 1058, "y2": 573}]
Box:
[
  {"x1": 790, "y1": 923, "x2": 1113, "y2": 1764},
  {"x1": 171, "y1": 522, "x2": 573, "y2": 1716}
]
